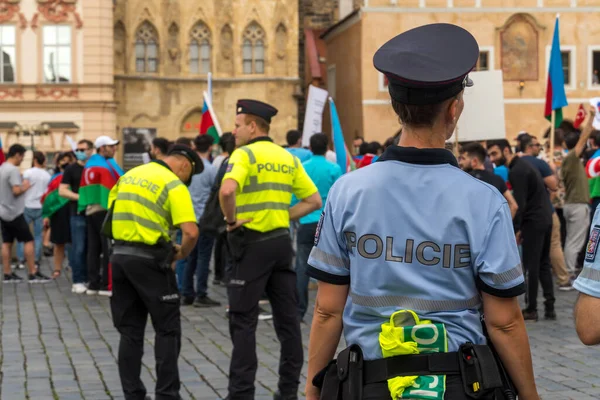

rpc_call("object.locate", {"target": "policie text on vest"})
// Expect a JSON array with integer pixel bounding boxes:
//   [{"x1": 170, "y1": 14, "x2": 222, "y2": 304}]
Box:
[
  {"x1": 257, "y1": 162, "x2": 295, "y2": 175},
  {"x1": 345, "y1": 232, "x2": 471, "y2": 268}
]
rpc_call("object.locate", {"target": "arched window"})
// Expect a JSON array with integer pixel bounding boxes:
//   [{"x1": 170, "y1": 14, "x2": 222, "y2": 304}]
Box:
[
  {"x1": 189, "y1": 22, "x2": 211, "y2": 74},
  {"x1": 135, "y1": 22, "x2": 159, "y2": 73},
  {"x1": 242, "y1": 22, "x2": 265, "y2": 74}
]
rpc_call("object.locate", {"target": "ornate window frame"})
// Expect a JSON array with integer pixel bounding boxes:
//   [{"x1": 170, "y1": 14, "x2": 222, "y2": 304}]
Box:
[
  {"x1": 135, "y1": 21, "x2": 159, "y2": 74},
  {"x1": 242, "y1": 22, "x2": 265, "y2": 75},
  {"x1": 188, "y1": 22, "x2": 211, "y2": 75}
]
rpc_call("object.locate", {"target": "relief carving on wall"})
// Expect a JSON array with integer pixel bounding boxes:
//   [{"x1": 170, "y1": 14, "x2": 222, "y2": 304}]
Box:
[
  {"x1": 499, "y1": 14, "x2": 543, "y2": 82},
  {"x1": 219, "y1": 24, "x2": 234, "y2": 75},
  {"x1": 0, "y1": 0, "x2": 27, "y2": 28},
  {"x1": 165, "y1": 22, "x2": 180, "y2": 75},
  {"x1": 35, "y1": 86, "x2": 79, "y2": 100},
  {"x1": 0, "y1": 87, "x2": 23, "y2": 100},
  {"x1": 32, "y1": 0, "x2": 83, "y2": 29}
]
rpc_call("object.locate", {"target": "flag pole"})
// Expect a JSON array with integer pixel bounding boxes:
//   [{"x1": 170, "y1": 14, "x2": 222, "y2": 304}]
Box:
[{"x1": 550, "y1": 110, "x2": 556, "y2": 156}]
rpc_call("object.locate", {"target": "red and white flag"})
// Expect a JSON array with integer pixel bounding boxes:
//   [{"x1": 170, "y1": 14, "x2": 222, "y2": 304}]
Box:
[{"x1": 574, "y1": 103, "x2": 586, "y2": 129}]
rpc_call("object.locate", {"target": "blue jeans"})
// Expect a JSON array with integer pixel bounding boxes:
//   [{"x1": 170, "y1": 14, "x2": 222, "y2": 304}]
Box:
[
  {"x1": 17, "y1": 208, "x2": 43, "y2": 262},
  {"x1": 182, "y1": 232, "x2": 215, "y2": 298},
  {"x1": 69, "y1": 215, "x2": 88, "y2": 284},
  {"x1": 295, "y1": 222, "x2": 318, "y2": 320},
  {"x1": 175, "y1": 229, "x2": 185, "y2": 291}
]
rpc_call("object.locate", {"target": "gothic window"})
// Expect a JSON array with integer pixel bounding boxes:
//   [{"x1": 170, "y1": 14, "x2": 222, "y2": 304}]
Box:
[
  {"x1": 242, "y1": 22, "x2": 265, "y2": 74},
  {"x1": 189, "y1": 22, "x2": 211, "y2": 74},
  {"x1": 135, "y1": 22, "x2": 159, "y2": 73}
]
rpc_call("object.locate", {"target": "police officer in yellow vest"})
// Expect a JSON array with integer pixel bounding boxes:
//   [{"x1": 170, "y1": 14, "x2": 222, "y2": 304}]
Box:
[
  {"x1": 108, "y1": 145, "x2": 203, "y2": 400},
  {"x1": 220, "y1": 99, "x2": 322, "y2": 400}
]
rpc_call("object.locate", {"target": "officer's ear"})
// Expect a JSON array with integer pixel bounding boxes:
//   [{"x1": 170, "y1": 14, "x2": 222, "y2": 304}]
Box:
[{"x1": 445, "y1": 94, "x2": 462, "y2": 125}]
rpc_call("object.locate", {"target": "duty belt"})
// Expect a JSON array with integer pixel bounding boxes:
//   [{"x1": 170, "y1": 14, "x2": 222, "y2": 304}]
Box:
[
  {"x1": 363, "y1": 352, "x2": 461, "y2": 383},
  {"x1": 112, "y1": 241, "x2": 168, "y2": 262},
  {"x1": 243, "y1": 227, "x2": 289, "y2": 243}
]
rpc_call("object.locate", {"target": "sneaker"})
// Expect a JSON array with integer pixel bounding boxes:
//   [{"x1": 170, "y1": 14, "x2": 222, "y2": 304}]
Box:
[
  {"x1": 29, "y1": 271, "x2": 51, "y2": 283},
  {"x1": 4, "y1": 273, "x2": 24, "y2": 283},
  {"x1": 13, "y1": 262, "x2": 25, "y2": 270},
  {"x1": 181, "y1": 296, "x2": 195, "y2": 306},
  {"x1": 274, "y1": 391, "x2": 298, "y2": 400},
  {"x1": 193, "y1": 296, "x2": 222, "y2": 308},
  {"x1": 545, "y1": 310, "x2": 557, "y2": 320},
  {"x1": 258, "y1": 307, "x2": 273, "y2": 321},
  {"x1": 558, "y1": 283, "x2": 574, "y2": 291},
  {"x1": 98, "y1": 290, "x2": 112, "y2": 297},
  {"x1": 72, "y1": 283, "x2": 87, "y2": 294},
  {"x1": 86, "y1": 289, "x2": 99, "y2": 295},
  {"x1": 522, "y1": 309, "x2": 538, "y2": 321},
  {"x1": 259, "y1": 299, "x2": 270, "y2": 306},
  {"x1": 212, "y1": 279, "x2": 222, "y2": 286},
  {"x1": 43, "y1": 246, "x2": 53, "y2": 257}
]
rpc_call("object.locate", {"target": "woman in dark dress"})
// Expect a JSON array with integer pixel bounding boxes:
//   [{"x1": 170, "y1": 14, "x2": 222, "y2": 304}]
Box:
[{"x1": 42, "y1": 152, "x2": 74, "y2": 279}]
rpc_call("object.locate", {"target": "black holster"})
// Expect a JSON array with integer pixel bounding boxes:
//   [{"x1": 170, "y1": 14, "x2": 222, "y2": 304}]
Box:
[
  {"x1": 314, "y1": 345, "x2": 364, "y2": 400},
  {"x1": 227, "y1": 227, "x2": 246, "y2": 261},
  {"x1": 458, "y1": 343, "x2": 503, "y2": 399}
]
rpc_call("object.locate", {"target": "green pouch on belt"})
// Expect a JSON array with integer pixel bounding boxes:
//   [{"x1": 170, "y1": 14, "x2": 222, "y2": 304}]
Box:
[{"x1": 379, "y1": 310, "x2": 448, "y2": 400}]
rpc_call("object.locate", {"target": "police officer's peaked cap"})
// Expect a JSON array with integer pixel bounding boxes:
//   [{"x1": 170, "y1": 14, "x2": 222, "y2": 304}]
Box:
[
  {"x1": 168, "y1": 144, "x2": 204, "y2": 180},
  {"x1": 373, "y1": 23, "x2": 479, "y2": 105},
  {"x1": 236, "y1": 99, "x2": 278, "y2": 124}
]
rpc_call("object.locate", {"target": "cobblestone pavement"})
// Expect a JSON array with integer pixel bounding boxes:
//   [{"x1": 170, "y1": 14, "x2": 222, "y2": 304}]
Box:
[{"x1": 1, "y1": 259, "x2": 600, "y2": 400}]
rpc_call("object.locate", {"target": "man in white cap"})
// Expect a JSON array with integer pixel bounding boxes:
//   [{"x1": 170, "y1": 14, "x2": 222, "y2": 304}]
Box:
[{"x1": 78, "y1": 135, "x2": 123, "y2": 296}]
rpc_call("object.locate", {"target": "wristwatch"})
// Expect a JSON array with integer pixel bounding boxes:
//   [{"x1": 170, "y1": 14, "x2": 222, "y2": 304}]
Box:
[{"x1": 224, "y1": 217, "x2": 237, "y2": 226}]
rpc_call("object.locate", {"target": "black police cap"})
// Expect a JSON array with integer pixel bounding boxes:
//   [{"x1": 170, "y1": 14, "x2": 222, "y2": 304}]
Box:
[
  {"x1": 168, "y1": 144, "x2": 204, "y2": 182},
  {"x1": 373, "y1": 23, "x2": 479, "y2": 106},
  {"x1": 236, "y1": 99, "x2": 278, "y2": 124}
]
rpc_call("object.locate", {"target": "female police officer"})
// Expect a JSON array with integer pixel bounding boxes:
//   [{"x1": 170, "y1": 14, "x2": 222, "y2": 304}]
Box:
[{"x1": 305, "y1": 24, "x2": 539, "y2": 400}]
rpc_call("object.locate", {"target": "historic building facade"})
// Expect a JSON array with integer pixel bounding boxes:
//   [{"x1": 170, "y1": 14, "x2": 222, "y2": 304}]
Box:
[
  {"x1": 323, "y1": 0, "x2": 600, "y2": 145},
  {"x1": 0, "y1": 0, "x2": 115, "y2": 167},
  {"x1": 114, "y1": 0, "x2": 299, "y2": 145}
]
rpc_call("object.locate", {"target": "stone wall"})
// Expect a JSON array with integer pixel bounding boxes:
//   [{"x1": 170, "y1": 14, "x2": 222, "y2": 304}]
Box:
[{"x1": 114, "y1": 0, "x2": 299, "y2": 145}]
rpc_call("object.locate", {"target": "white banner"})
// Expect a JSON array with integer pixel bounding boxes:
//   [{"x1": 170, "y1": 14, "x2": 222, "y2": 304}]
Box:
[
  {"x1": 448, "y1": 70, "x2": 506, "y2": 143},
  {"x1": 302, "y1": 85, "x2": 329, "y2": 147}
]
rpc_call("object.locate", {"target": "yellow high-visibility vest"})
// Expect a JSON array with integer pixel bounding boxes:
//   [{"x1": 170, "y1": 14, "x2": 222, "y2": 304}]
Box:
[
  {"x1": 108, "y1": 161, "x2": 196, "y2": 245},
  {"x1": 223, "y1": 137, "x2": 317, "y2": 232}
]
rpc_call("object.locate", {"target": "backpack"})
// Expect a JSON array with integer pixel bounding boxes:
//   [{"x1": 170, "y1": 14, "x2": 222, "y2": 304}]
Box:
[{"x1": 198, "y1": 157, "x2": 229, "y2": 237}]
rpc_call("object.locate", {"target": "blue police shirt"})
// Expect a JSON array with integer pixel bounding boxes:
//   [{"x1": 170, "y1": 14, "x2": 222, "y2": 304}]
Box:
[
  {"x1": 574, "y1": 205, "x2": 600, "y2": 297},
  {"x1": 299, "y1": 155, "x2": 342, "y2": 225},
  {"x1": 287, "y1": 147, "x2": 313, "y2": 163},
  {"x1": 307, "y1": 147, "x2": 525, "y2": 360}
]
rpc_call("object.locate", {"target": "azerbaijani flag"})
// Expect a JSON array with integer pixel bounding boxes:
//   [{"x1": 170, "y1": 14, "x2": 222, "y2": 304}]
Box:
[
  {"x1": 329, "y1": 97, "x2": 355, "y2": 174},
  {"x1": 41, "y1": 172, "x2": 69, "y2": 218},
  {"x1": 78, "y1": 154, "x2": 124, "y2": 212},
  {"x1": 200, "y1": 90, "x2": 222, "y2": 143},
  {"x1": 544, "y1": 15, "x2": 568, "y2": 128},
  {"x1": 0, "y1": 136, "x2": 4, "y2": 165}
]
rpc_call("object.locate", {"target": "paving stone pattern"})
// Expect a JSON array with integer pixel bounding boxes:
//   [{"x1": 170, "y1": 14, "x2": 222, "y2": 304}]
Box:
[{"x1": 1, "y1": 260, "x2": 600, "y2": 400}]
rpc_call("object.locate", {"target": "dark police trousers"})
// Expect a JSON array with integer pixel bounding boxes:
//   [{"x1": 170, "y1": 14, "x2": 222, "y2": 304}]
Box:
[
  {"x1": 110, "y1": 254, "x2": 181, "y2": 400},
  {"x1": 521, "y1": 221, "x2": 555, "y2": 313},
  {"x1": 227, "y1": 230, "x2": 303, "y2": 399}
]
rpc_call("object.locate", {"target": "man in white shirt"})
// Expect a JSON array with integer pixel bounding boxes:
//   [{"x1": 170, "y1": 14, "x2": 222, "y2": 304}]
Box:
[{"x1": 16, "y1": 151, "x2": 51, "y2": 269}]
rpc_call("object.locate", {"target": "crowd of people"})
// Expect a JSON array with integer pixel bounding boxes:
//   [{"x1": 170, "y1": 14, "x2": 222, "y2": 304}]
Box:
[
  {"x1": 1, "y1": 104, "x2": 599, "y2": 399},
  {"x1": 0, "y1": 128, "x2": 346, "y2": 324}
]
